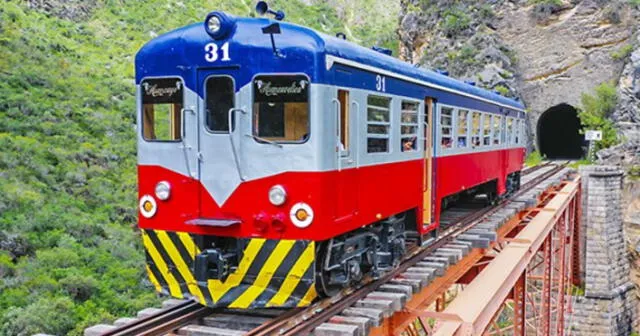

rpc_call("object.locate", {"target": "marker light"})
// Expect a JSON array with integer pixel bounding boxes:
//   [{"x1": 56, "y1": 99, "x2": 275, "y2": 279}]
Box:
[
  {"x1": 268, "y1": 185, "x2": 287, "y2": 206},
  {"x1": 139, "y1": 195, "x2": 157, "y2": 218},
  {"x1": 204, "y1": 11, "x2": 236, "y2": 40},
  {"x1": 155, "y1": 181, "x2": 171, "y2": 201},
  {"x1": 290, "y1": 202, "x2": 314, "y2": 228}
]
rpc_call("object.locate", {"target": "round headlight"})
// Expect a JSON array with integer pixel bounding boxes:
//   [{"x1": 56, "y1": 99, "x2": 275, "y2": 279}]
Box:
[
  {"x1": 155, "y1": 181, "x2": 171, "y2": 201},
  {"x1": 290, "y1": 202, "x2": 314, "y2": 228},
  {"x1": 207, "y1": 15, "x2": 221, "y2": 34},
  {"x1": 204, "y1": 11, "x2": 236, "y2": 40},
  {"x1": 139, "y1": 195, "x2": 157, "y2": 218},
  {"x1": 268, "y1": 185, "x2": 287, "y2": 206}
]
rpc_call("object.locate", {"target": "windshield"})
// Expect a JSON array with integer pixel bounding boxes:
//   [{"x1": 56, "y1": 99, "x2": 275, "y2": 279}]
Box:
[
  {"x1": 141, "y1": 78, "x2": 183, "y2": 141},
  {"x1": 252, "y1": 75, "x2": 310, "y2": 143}
]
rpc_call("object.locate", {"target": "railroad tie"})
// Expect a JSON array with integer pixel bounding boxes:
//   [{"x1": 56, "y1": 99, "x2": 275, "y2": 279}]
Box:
[
  {"x1": 433, "y1": 250, "x2": 460, "y2": 263},
  {"x1": 366, "y1": 291, "x2": 408, "y2": 309},
  {"x1": 404, "y1": 266, "x2": 437, "y2": 280},
  {"x1": 179, "y1": 325, "x2": 245, "y2": 336},
  {"x1": 113, "y1": 317, "x2": 138, "y2": 327},
  {"x1": 422, "y1": 255, "x2": 451, "y2": 267},
  {"x1": 341, "y1": 307, "x2": 384, "y2": 327},
  {"x1": 466, "y1": 229, "x2": 497, "y2": 242},
  {"x1": 202, "y1": 313, "x2": 272, "y2": 331},
  {"x1": 444, "y1": 243, "x2": 471, "y2": 255},
  {"x1": 136, "y1": 307, "x2": 162, "y2": 319},
  {"x1": 161, "y1": 298, "x2": 187, "y2": 309},
  {"x1": 389, "y1": 277, "x2": 422, "y2": 292},
  {"x1": 377, "y1": 283, "x2": 414, "y2": 297},
  {"x1": 328, "y1": 316, "x2": 372, "y2": 335},
  {"x1": 457, "y1": 234, "x2": 490, "y2": 248},
  {"x1": 438, "y1": 247, "x2": 466, "y2": 259},
  {"x1": 414, "y1": 262, "x2": 446, "y2": 276},
  {"x1": 353, "y1": 299, "x2": 395, "y2": 317},
  {"x1": 83, "y1": 324, "x2": 116, "y2": 336},
  {"x1": 314, "y1": 322, "x2": 361, "y2": 336}
]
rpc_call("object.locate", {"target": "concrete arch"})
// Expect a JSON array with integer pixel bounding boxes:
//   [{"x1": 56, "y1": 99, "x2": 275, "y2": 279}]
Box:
[{"x1": 537, "y1": 104, "x2": 585, "y2": 159}]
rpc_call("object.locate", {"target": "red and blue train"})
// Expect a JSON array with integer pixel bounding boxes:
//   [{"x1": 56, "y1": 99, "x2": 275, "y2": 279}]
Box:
[{"x1": 135, "y1": 3, "x2": 527, "y2": 309}]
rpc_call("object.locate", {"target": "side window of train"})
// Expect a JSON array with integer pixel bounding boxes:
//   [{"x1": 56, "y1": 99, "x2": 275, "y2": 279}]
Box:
[
  {"x1": 141, "y1": 77, "x2": 184, "y2": 141},
  {"x1": 401, "y1": 101, "x2": 419, "y2": 152},
  {"x1": 471, "y1": 112, "x2": 481, "y2": 147},
  {"x1": 338, "y1": 90, "x2": 350, "y2": 151},
  {"x1": 514, "y1": 119, "x2": 520, "y2": 144},
  {"x1": 482, "y1": 113, "x2": 491, "y2": 146},
  {"x1": 506, "y1": 117, "x2": 514, "y2": 145},
  {"x1": 440, "y1": 107, "x2": 453, "y2": 149},
  {"x1": 252, "y1": 75, "x2": 310, "y2": 143},
  {"x1": 457, "y1": 109, "x2": 469, "y2": 148},
  {"x1": 205, "y1": 76, "x2": 235, "y2": 132},
  {"x1": 493, "y1": 115, "x2": 502, "y2": 145},
  {"x1": 366, "y1": 95, "x2": 391, "y2": 153}
]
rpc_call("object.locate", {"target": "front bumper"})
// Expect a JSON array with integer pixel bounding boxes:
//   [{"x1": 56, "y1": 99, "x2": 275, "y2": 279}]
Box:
[{"x1": 141, "y1": 229, "x2": 317, "y2": 308}]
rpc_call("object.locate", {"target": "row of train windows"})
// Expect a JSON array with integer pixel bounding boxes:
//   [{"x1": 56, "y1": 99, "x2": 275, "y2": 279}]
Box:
[
  {"x1": 440, "y1": 107, "x2": 524, "y2": 150},
  {"x1": 141, "y1": 77, "x2": 310, "y2": 143},
  {"x1": 364, "y1": 95, "x2": 419, "y2": 153}
]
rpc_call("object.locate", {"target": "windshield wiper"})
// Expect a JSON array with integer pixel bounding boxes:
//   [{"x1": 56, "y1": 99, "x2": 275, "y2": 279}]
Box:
[{"x1": 245, "y1": 134, "x2": 283, "y2": 148}]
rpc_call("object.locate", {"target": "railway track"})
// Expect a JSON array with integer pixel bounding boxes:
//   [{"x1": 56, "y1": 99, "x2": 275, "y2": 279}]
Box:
[{"x1": 96, "y1": 162, "x2": 570, "y2": 336}]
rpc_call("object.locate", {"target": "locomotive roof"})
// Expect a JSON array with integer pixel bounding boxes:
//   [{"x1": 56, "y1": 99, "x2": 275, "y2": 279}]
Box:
[{"x1": 136, "y1": 14, "x2": 525, "y2": 112}]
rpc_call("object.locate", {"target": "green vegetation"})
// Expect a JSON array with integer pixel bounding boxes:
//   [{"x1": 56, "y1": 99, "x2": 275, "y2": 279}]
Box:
[
  {"x1": 611, "y1": 44, "x2": 635, "y2": 61},
  {"x1": 441, "y1": 8, "x2": 471, "y2": 37},
  {"x1": 568, "y1": 158, "x2": 593, "y2": 168},
  {"x1": 528, "y1": 0, "x2": 563, "y2": 5},
  {"x1": 577, "y1": 82, "x2": 620, "y2": 152},
  {"x1": 0, "y1": 1, "x2": 397, "y2": 335},
  {"x1": 525, "y1": 150, "x2": 545, "y2": 167},
  {"x1": 494, "y1": 85, "x2": 510, "y2": 96}
]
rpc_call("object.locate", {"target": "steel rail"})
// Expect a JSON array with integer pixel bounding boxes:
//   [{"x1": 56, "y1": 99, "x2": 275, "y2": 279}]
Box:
[
  {"x1": 102, "y1": 300, "x2": 214, "y2": 336},
  {"x1": 248, "y1": 162, "x2": 567, "y2": 336}
]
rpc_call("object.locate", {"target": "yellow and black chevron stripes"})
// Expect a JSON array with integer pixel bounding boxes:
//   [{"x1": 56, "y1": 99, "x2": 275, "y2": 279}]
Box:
[{"x1": 141, "y1": 229, "x2": 317, "y2": 308}]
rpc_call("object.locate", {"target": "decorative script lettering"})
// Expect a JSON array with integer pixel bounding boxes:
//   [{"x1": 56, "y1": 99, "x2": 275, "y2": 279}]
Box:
[
  {"x1": 142, "y1": 81, "x2": 182, "y2": 98},
  {"x1": 256, "y1": 80, "x2": 307, "y2": 97}
]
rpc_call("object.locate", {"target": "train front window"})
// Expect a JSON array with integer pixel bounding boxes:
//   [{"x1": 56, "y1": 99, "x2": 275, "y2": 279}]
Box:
[
  {"x1": 206, "y1": 76, "x2": 235, "y2": 132},
  {"x1": 141, "y1": 78, "x2": 183, "y2": 141},
  {"x1": 252, "y1": 75, "x2": 310, "y2": 143}
]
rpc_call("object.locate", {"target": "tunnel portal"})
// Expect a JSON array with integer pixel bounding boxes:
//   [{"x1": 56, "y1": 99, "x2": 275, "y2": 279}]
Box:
[{"x1": 537, "y1": 104, "x2": 585, "y2": 160}]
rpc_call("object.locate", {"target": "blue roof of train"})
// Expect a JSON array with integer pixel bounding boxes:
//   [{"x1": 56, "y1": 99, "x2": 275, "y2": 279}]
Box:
[
  {"x1": 136, "y1": 14, "x2": 525, "y2": 111},
  {"x1": 318, "y1": 32, "x2": 525, "y2": 110}
]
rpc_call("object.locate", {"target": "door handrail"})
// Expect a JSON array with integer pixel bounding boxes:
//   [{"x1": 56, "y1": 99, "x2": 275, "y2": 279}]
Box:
[{"x1": 228, "y1": 107, "x2": 247, "y2": 181}]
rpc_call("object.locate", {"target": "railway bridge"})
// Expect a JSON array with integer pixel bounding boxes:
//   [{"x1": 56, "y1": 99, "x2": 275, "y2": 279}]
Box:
[{"x1": 85, "y1": 164, "x2": 637, "y2": 336}]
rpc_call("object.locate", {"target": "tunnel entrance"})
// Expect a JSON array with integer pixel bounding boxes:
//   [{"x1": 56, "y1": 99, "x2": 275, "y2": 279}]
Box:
[{"x1": 537, "y1": 104, "x2": 585, "y2": 159}]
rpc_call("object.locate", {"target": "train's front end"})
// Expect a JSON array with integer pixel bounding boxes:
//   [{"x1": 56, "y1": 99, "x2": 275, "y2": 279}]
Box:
[{"x1": 135, "y1": 10, "x2": 333, "y2": 308}]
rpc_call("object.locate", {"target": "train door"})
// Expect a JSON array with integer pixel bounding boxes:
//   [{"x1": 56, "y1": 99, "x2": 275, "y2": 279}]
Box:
[
  {"x1": 335, "y1": 89, "x2": 358, "y2": 221},
  {"x1": 422, "y1": 97, "x2": 435, "y2": 229},
  {"x1": 196, "y1": 69, "x2": 240, "y2": 218}
]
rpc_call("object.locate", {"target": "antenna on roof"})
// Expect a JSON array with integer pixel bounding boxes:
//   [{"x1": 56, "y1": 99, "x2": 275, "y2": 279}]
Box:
[{"x1": 336, "y1": 32, "x2": 346, "y2": 40}]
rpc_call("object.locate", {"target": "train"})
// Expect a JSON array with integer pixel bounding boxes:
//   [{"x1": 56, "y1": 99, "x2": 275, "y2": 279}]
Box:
[{"x1": 135, "y1": 2, "x2": 527, "y2": 309}]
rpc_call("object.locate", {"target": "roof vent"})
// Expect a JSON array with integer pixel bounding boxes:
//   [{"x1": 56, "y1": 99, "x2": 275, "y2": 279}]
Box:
[
  {"x1": 371, "y1": 46, "x2": 392, "y2": 56},
  {"x1": 464, "y1": 80, "x2": 476, "y2": 86},
  {"x1": 436, "y1": 69, "x2": 449, "y2": 76}
]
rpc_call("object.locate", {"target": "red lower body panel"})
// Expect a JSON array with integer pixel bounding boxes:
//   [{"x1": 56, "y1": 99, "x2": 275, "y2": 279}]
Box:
[{"x1": 138, "y1": 147, "x2": 525, "y2": 240}]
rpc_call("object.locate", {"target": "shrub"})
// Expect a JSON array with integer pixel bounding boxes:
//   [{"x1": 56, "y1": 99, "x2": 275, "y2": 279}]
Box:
[
  {"x1": 525, "y1": 151, "x2": 545, "y2": 167},
  {"x1": 578, "y1": 82, "x2": 620, "y2": 151},
  {"x1": 611, "y1": 44, "x2": 634, "y2": 61},
  {"x1": 529, "y1": 0, "x2": 563, "y2": 22},
  {"x1": 441, "y1": 8, "x2": 471, "y2": 37}
]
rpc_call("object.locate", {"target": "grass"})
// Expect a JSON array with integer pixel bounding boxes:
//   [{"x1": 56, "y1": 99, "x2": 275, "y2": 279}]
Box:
[{"x1": 525, "y1": 150, "x2": 545, "y2": 167}]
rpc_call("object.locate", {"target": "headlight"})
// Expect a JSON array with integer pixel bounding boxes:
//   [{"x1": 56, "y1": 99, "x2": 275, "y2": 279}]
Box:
[
  {"x1": 139, "y1": 195, "x2": 157, "y2": 218},
  {"x1": 204, "y1": 11, "x2": 236, "y2": 40},
  {"x1": 268, "y1": 185, "x2": 287, "y2": 206},
  {"x1": 155, "y1": 181, "x2": 171, "y2": 201},
  {"x1": 290, "y1": 202, "x2": 314, "y2": 228},
  {"x1": 206, "y1": 15, "x2": 221, "y2": 34}
]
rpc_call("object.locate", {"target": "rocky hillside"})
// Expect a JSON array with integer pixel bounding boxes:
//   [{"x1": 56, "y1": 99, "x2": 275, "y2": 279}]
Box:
[
  {"x1": 0, "y1": 1, "x2": 397, "y2": 335},
  {"x1": 398, "y1": 0, "x2": 640, "y2": 147}
]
